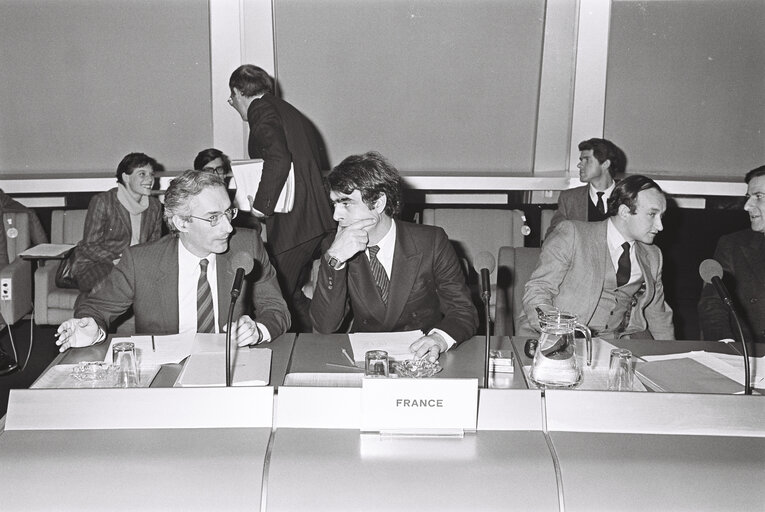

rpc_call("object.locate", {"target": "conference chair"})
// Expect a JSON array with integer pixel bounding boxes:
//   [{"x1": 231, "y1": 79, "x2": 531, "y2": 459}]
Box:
[
  {"x1": 421, "y1": 208, "x2": 526, "y2": 334},
  {"x1": 494, "y1": 246, "x2": 541, "y2": 336},
  {"x1": 0, "y1": 212, "x2": 34, "y2": 327},
  {"x1": 33, "y1": 210, "x2": 87, "y2": 326}
]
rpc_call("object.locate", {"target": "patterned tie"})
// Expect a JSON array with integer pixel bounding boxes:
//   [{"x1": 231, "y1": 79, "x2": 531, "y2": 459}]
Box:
[
  {"x1": 616, "y1": 242, "x2": 631, "y2": 288},
  {"x1": 368, "y1": 245, "x2": 389, "y2": 304},
  {"x1": 596, "y1": 191, "x2": 606, "y2": 215},
  {"x1": 197, "y1": 259, "x2": 215, "y2": 333}
]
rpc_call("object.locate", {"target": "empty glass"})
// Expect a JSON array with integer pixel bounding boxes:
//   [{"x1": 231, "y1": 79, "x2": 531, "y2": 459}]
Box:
[
  {"x1": 365, "y1": 350, "x2": 389, "y2": 378},
  {"x1": 608, "y1": 348, "x2": 634, "y2": 391},
  {"x1": 112, "y1": 341, "x2": 139, "y2": 387}
]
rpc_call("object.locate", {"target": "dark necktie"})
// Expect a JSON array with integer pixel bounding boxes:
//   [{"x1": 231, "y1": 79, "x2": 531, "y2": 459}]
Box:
[
  {"x1": 616, "y1": 242, "x2": 631, "y2": 288},
  {"x1": 368, "y1": 245, "x2": 389, "y2": 304},
  {"x1": 596, "y1": 192, "x2": 606, "y2": 215},
  {"x1": 197, "y1": 259, "x2": 215, "y2": 333}
]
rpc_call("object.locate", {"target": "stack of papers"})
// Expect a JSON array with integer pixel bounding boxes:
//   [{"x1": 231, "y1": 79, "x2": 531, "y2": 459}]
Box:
[{"x1": 348, "y1": 330, "x2": 422, "y2": 363}]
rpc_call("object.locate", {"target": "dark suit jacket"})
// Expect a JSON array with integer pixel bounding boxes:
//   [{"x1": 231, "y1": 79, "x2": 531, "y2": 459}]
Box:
[
  {"x1": 72, "y1": 188, "x2": 163, "y2": 292},
  {"x1": 247, "y1": 93, "x2": 335, "y2": 255},
  {"x1": 520, "y1": 220, "x2": 675, "y2": 340},
  {"x1": 546, "y1": 185, "x2": 589, "y2": 239},
  {"x1": 76, "y1": 229, "x2": 290, "y2": 337},
  {"x1": 698, "y1": 229, "x2": 765, "y2": 343},
  {"x1": 310, "y1": 221, "x2": 478, "y2": 343}
]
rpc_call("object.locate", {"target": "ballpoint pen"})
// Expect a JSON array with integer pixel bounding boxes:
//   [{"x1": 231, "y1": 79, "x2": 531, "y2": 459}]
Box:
[
  {"x1": 341, "y1": 348, "x2": 356, "y2": 366},
  {"x1": 151, "y1": 335, "x2": 156, "y2": 352}
]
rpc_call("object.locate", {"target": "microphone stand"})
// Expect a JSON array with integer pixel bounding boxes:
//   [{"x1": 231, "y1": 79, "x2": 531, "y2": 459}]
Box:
[
  {"x1": 715, "y1": 280, "x2": 752, "y2": 395},
  {"x1": 225, "y1": 297, "x2": 237, "y2": 387},
  {"x1": 482, "y1": 287, "x2": 491, "y2": 389}
]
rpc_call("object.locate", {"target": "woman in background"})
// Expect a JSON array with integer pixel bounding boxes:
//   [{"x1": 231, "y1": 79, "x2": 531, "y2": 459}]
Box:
[{"x1": 71, "y1": 152, "x2": 163, "y2": 293}]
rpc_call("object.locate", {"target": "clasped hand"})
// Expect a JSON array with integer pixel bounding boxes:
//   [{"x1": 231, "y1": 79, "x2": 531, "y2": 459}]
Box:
[
  {"x1": 410, "y1": 333, "x2": 449, "y2": 363},
  {"x1": 327, "y1": 218, "x2": 376, "y2": 263}
]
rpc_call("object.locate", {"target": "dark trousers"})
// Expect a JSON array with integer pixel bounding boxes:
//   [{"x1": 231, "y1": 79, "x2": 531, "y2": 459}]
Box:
[{"x1": 270, "y1": 234, "x2": 326, "y2": 332}]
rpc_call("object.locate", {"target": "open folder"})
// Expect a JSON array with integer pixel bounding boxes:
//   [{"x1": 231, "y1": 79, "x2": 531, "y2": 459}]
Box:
[
  {"x1": 176, "y1": 349, "x2": 272, "y2": 387},
  {"x1": 231, "y1": 159, "x2": 295, "y2": 214}
]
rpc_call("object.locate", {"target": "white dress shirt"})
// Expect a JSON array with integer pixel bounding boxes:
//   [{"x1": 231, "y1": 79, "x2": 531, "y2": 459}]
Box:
[
  {"x1": 607, "y1": 219, "x2": 642, "y2": 285},
  {"x1": 589, "y1": 181, "x2": 616, "y2": 210},
  {"x1": 178, "y1": 241, "x2": 220, "y2": 333}
]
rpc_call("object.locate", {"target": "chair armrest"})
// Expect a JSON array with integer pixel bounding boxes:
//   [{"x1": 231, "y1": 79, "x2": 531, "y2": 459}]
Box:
[
  {"x1": 34, "y1": 262, "x2": 59, "y2": 325},
  {"x1": 0, "y1": 259, "x2": 33, "y2": 325}
]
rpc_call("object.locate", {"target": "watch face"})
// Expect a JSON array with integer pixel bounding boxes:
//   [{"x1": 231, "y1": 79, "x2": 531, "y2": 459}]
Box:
[{"x1": 328, "y1": 256, "x2": 340, "y2": 269}]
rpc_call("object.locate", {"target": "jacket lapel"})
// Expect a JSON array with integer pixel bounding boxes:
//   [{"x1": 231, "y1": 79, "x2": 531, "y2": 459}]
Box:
[
  {"x1": 156, "y1": 236, "x2": 180, "y2": 332},
  {"x1": 742, "y1": 231, "x2": 765, "y2": 288},
  {"x1": 634, "y1": 242, "x2": 654, "y2": 300},
  {"x1": 348, "y1": 252, "x2": 387, "y2": 320},
  {"x1": 384, "y1": 221, "x2": 422, "y2": 326},
  {"x1": 216, "y1": 250, "x2": 236, "y2": 331}
]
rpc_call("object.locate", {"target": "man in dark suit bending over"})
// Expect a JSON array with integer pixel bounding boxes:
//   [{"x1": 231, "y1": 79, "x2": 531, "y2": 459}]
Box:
[
  {"x1": 56, "y1": 170, "x2": 290, "y2": 351},
  {"x1": 310, "y1": 152, "x2": 478, "y2": 362}
]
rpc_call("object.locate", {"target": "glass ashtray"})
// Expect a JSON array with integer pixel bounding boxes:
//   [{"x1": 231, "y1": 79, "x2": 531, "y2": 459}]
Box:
[
  {"x1": 71, "y1": 361, "x2": 118, "y2": 382},
  {"x1": 391, "y1": 359, "x2": 442, "y2": 378}
]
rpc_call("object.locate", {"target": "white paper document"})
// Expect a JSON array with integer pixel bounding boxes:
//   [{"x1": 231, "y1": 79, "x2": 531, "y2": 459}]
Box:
[
  {"x1": 231, "y1": 159, "x2": 295, "y2": 213},
  {"x1": 175, "y1": 348, "x2": 272, "y2": 387},
  {"x1": 348, "y1": 330, "x2": 423, "y2": 363},
  {"x1": 641, "y1": 350, "x2": 764, "y2": 388},
  {"x1": 104, "y1": 334, "x2": 195, "y2": 366}
]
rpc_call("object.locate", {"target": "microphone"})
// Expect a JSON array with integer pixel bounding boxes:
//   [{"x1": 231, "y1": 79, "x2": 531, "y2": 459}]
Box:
[
  {"x1": 474, "y1": 251, "x2": 496, "y2": 303},
  {"x1": 230, "y1": 252, "x2": 254, "y2": 299},
  {"x1": 699, "y1": 259, "x2": 752, "y2": 395},
  {"x1": 474, "y1": 251, "x2": 496, "y2": 389},
  {"x1": 226, "y1": 252, "x2": 255, "y2": 387}
]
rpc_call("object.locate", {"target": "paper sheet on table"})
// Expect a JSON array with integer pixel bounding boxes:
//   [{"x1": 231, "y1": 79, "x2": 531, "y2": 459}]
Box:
[
  {"x1": 523, "y1": 338, "x2": 647, "y2": 391},
  {"x1": 348, "y1": 330, "x2": 423, "y2": 363},
  {"x1": 175, "y1": 348, "x2": 271, "y2": 387},
  {"x1": 103, "y1": 334, "x2": 195, "y2": 366},
  {"x1": 641, "y1": 351, "x2": 764, "y2": 388}
]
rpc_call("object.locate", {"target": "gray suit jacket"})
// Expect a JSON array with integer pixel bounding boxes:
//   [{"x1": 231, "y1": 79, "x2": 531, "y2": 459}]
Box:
[
  {"x1": 698, "y1": 229, "x2": 765, "y2": 343},
  {"x1": 519, "y1": 220, "x2": 675, "y2": 339},
  {"x1": 546, "y1": 185, "x2": 589, "y2": 239},
  {"x1": 76, "y1": 229, "x2": 290, "y2": 337}
]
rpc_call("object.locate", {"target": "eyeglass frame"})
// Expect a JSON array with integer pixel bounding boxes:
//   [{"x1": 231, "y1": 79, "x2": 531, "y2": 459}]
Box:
[
  {"x1": 202, "y1": 165, "x2": 227, "y2": 176},
  {"x1": 186, "y1": 207, "x2": 238, "y2": 227}
]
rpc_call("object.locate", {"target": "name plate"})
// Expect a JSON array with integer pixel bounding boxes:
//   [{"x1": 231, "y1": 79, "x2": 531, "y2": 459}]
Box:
[{"x1": 360, "y1": 378, "x2": 478, "y2": 434}]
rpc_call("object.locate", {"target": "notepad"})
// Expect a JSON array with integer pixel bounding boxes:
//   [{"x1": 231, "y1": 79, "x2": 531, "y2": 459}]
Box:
[
  {"x1": 635, "y1": 357, "x2": 742, "y2": 394},
  {"x1": 175, "y1": 348, "x2": 272, "y2": 387}
]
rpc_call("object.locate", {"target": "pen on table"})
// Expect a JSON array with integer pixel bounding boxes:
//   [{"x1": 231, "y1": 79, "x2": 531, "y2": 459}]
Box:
[
  {"x1": 341, "y1": 348, "x2": 356, "y2": 366},
  {"x1": 151, "y1": 335, "x2": 156, "y2": 352},
  {"x1": 326, "y1": 362, "x2": 363, "y2": 371}
]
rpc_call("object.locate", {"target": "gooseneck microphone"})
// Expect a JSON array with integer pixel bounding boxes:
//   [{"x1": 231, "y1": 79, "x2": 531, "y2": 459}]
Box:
[
  {"x1": 699, "y1": 259, "x2": 752, "y2": 395},
  {"x1": 474, "y1": 251, "x2": 496, "y2": 388},
  {"x1": 226, "y1": 253, "x2": 255, "y2": 387}
]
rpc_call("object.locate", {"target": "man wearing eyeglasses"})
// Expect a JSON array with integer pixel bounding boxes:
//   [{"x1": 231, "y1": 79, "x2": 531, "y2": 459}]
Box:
[{"x1": 56, "y1": 170, "x2": 290, "y2": 351}]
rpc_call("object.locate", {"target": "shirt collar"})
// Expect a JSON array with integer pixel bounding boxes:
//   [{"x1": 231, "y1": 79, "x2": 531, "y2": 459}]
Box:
[{"x1": 607, "y1": 217, "x2": 632, "y2": 252}]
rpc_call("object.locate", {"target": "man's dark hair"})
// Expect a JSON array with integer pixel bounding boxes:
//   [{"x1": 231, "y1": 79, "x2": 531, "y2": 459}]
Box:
[
  {"x1": 194, "y1": 148, "x2": 231, "y2": 175},
  {"x1": 745, "y1": 165, "x2": 765, "y2": 184},
  {"x1": 164, "y1": 170, "x2": 227, "y2": 233},
  {"x1": 229, "y1": 65, "x2": 274, "y2": 97},
  {"x1": 607, "y1": 175, "x2": 663, "y2": 216},
  {"x1": 327, "y1": 152, "x2": 402, "y2": 218},
  {"x1": 578, "y1": 138, "x2": 626, "y2": 178},
  {"x1": 116, "y1": 152, "x2": 161, "y2": 185}
]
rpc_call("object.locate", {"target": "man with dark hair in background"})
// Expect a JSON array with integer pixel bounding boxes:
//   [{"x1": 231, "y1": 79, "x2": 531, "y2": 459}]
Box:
[
  {"x1": 521, "y1": 175, "x2": 675, "y2": 340},
  {"x1": 228, "y1": 64, "x2": 335, "y2": 331},
  {"x1": 698, "y1": 165, "x2": 765, "y2": 344},
  {"x1": 310, "y1": 151, "x2": 477, "y2": 362},
  {"x1": 546, "y1": 138, "x2": 626, "y2": 238}
]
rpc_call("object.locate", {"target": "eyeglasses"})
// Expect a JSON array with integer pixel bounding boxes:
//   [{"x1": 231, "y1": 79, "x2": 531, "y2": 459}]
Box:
[
  {"x1": 202, "y1": 166, "x2": 227, "y2": 176},
  {"x1": 188, "y1": 208, "x2": 238, "y2": 227}
]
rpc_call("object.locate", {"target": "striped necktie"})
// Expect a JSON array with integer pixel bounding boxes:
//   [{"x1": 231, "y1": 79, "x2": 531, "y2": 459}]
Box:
[
  {"x1": 197, "y1": 258, "x2": 215, "y2": 333},
  {"x1": 368, "y1": 245, "x2": 389, "y2": 304}
]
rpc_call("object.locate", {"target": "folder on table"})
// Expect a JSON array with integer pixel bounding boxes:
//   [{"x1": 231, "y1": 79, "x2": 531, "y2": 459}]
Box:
[{"x1": 635, "y1": 357, "x2": 742, "y2": 394}]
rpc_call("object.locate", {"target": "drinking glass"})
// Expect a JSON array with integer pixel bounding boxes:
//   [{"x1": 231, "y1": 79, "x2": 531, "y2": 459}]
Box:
[
  {"x1": 112, "y1": 341, "x2": 139, "y2": 388},
  {"x1": 608, "y1": 348, "x2": 634, "y2": 391},
  {"x1": 365, "y1": 350, "x2": 389, "y2": 378}
]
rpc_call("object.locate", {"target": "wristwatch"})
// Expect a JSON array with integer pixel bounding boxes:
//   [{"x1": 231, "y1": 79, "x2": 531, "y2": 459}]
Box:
[{"x1": 325, "y1": 253, "x2": 343, "y2": 270}]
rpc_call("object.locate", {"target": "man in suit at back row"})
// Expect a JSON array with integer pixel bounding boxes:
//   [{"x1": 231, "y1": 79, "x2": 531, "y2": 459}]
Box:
[
  {"x1": 520, "y1": 175, "x2": 675, "y2": 340},
  {"x1": 56, "y1": 170, "x2": 290, "y2": 351},
  {"x1": 310, "y1": 151, "x2": 478, "y2": 362},
  {"x1": 545, "y1": 138, "x2": 626, "y2": 239}
]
